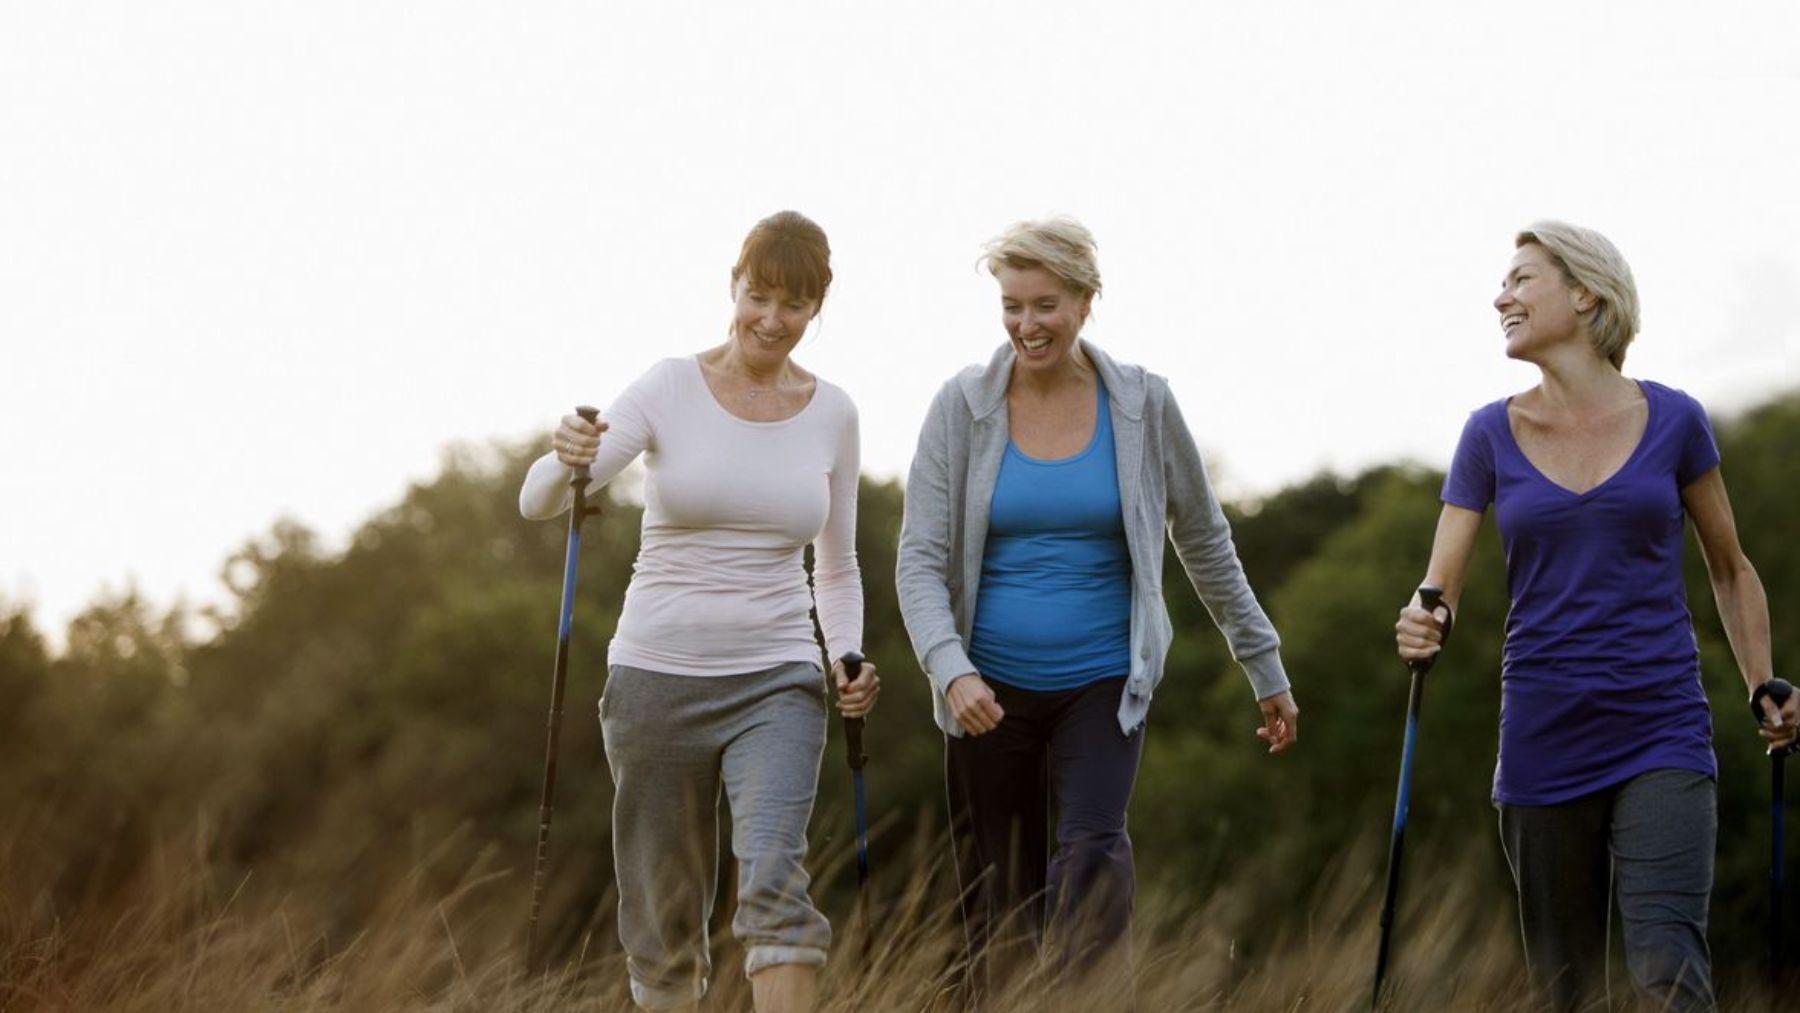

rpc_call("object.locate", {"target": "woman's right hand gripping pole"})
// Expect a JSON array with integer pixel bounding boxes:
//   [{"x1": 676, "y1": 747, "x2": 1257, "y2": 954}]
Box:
[
  {"x1": 553, "y1": 410, "x2": 608, "y2": 469},
  {"x1": 1395, "y1": 504, "x2": 1484, "y2": 667}
]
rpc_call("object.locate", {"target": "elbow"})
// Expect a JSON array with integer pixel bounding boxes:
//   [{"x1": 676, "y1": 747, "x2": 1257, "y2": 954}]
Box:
[
  {"x1": 894, "y1": 533, "x2": 927, "y2": 585},
  {"x1": 893, "y1": 567, "x2": 940, "y2": 626},
  {"x1": 894, "y1": 548, "x2": 917, "y2": 586},
  {"x1": 1181, "y1": 531, "x2": 1248, "y2": 583},
  {"x1": 894, "y1": 549, "x2": 943, "y2": 604},
  {"x1": 519, "y1": 488, "x2": 567, "y2": 522},
  {"x1": 893, "y1": 568, "x2": 921, "y2": 616},
  {"x1": 518, "y1": 456, "x2": 569, "y2": 520}
]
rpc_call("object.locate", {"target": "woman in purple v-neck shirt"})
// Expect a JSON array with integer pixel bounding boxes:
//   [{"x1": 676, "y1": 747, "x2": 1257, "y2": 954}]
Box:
[{"x1": 1394, "y1": 221, "x2": 1794, "y2": 1012}]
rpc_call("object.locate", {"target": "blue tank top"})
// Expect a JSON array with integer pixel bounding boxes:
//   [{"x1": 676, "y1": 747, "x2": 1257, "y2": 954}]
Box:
[{"x1": 969, "y1": 380, "x2": 1133, "y2": 691}]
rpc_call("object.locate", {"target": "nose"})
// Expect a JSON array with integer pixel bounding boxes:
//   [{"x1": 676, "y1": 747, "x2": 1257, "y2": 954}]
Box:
[
  {"x1": 1493, "y1": 288, "x2": 1511, "y2": 313},
  {"x1": 1018, "y1": 310, "x2": 1035, "y2": 333}
]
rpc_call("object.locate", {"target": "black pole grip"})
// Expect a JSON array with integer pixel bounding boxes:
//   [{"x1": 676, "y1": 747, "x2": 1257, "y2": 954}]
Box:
[
  {"x1": 569, "y1": 405, "x2": 601, "y2": 504},
  {"x1": 1410, "y1": 584, "x2": 1453, "y2": 676},
  {"x1": 571, "y1": 406, "x2": 600, "y2": 475},
  {"x1": 1752, "y1": 678, "x2": 1794, "y2": 724},
  {"x1": 840, "y1": 651, "x2": 867, "y2": 771},
  {"x1": 1751, "y1": 678, "x2": 1795, "y2": 757}
]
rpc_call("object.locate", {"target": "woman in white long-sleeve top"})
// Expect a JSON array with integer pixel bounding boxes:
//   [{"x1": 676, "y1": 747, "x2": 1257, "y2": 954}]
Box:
[
  {"x1": 894, "y1": 217, "x2": 1298, "y2": 997},
  {"x1": 520, "y1": 211, "x2": 879, "y2": 1013}
]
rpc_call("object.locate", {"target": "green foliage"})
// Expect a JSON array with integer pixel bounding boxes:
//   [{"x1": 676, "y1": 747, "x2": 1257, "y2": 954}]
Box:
[
  {"x1": 4, "y1": 392, "x2": 1796, "y2": 984},
  {"x1": 0, "y1": 601, "x2": 50, "y2": 754}
]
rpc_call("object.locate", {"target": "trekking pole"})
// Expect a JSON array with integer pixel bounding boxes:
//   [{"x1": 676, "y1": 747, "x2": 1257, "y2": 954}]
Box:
[
  {"x1": 1751, "y1": 677, "x2": 1795, "y2": 983},
  {"x1": 526, "y1": 405, "x2": 602, "y2": 970},
  {"x1": 838, "y1": 650, "x2": 872, "y2": 891},
  {"x1": 1372, "y1": 584, "x2": 1452, "y2": 1009}
]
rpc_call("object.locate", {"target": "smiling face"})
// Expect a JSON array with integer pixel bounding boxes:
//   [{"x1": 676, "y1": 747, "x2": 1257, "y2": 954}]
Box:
[
  {"x1": 997, "y1": 264, "x2": 1091, "y2": 374},
  {"x1": 1495, "y1": 243, "x2": 1592, "y2": 363},
  {"x1": 729, "y1": 275, "x2": 817, "y2": 373}
]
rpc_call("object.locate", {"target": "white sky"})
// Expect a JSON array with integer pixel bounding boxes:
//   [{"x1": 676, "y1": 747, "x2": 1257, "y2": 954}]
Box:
[{"x1": 3, "y1": 2, "x2": 1797, "y2": 645}]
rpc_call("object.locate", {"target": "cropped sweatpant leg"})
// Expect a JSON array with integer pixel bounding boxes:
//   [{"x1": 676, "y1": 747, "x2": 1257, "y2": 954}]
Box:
[{"x1": 600, "y1": 661, "x2": 831, "y2": 1009}]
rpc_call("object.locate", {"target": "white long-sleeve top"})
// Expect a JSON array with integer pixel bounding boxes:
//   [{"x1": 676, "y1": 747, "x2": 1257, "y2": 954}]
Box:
[{"x1": 520, "y1": 356, "x2": 863, "y2": 675}]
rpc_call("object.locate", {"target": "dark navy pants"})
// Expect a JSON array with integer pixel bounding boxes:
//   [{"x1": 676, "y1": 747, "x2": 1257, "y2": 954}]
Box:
[{"x1": 945, "y1": 675, "x2": 1143, "y2": 995}]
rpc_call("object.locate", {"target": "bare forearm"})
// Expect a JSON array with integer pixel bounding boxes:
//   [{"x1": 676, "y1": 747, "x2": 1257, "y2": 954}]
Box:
[
  {"x1": 1422, "y1": 505, "x2": 1483, "y2": 611},
  {"x1": 1710, "y1": 558, "x2": 1775, "y2": 691}
]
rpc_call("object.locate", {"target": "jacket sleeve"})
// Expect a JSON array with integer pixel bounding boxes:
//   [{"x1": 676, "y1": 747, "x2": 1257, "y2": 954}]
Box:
[
  {"x1": 1159, "y1": 380, "x2": 1291, "y2": 700},
  {"x1": 895, "y1": 383, "x2": 979, "y2": 696}
]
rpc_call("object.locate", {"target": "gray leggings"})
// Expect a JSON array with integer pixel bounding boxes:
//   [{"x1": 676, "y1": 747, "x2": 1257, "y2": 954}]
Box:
[
  {"x1": 600, "y1": 661, "x2": 831, "y2": 1010},
  {"x1": 1498, "y1": 768, "x2": 1717, "y2": 1012}
]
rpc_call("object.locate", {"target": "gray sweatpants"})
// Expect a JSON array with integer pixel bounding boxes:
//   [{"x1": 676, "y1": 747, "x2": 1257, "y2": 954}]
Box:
[
  {"x1": 1498, "y1": 768, "x2": 1717, "y2": 1013},
  {"x1": 600, "y1": 661, "x2": 832, "y2": 1010}
]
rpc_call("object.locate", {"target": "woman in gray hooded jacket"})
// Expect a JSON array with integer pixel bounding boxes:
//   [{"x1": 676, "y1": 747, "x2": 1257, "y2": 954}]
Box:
[{"x1": 896, "y1": 217, "x2": 1298, "y2": 996}]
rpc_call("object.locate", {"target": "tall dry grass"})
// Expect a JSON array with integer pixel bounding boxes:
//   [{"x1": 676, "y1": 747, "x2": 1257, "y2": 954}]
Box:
[{"x1": 0, "y1": 810, "x2": 1788, "y2": 1012}]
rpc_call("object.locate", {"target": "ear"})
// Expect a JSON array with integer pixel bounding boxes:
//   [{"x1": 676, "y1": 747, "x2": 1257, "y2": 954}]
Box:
[
  {"x1": 1571, "y1": 285, "x2": 1596, "y2": 314},
  {"x1": 1079, "y1": 291, "x2": 1094, "y2": 322}
]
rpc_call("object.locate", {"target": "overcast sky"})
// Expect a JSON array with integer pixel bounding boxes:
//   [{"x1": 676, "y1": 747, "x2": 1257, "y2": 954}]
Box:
[{"x1": 3, "y1": 2, "x2": 1796, "y2": 645}]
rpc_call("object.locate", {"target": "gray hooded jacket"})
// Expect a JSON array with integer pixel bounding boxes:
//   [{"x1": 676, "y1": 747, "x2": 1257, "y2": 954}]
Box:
[{"x1": 895, "y1": 339, "x2": 1290, "y2": 736}]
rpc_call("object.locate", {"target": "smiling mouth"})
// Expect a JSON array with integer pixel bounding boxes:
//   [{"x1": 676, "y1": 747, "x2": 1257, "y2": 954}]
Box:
[
  {"x1": 752, "y1": 330, "x2": 786, "y2": 345},
  {"x1": 1021, "y1": 336, "x2": 1051, "y2": 352},
  {"x1": 1501, "y1": 313, "x2": 1525, "y2": 333}
]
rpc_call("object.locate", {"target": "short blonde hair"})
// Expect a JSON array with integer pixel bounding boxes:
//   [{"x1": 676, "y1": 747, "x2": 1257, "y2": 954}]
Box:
[
  {"x1": 1515, "y1": 220, "x2": 1640, "y2": 368},
  {"x1": 982, "y1": 217, "x2": 1103, "y2": 298}
]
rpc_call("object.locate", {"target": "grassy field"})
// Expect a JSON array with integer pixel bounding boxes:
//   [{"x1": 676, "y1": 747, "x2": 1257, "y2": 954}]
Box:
[{"x1": 3, "y1": 810, "x2": 1789, "y2": 1012}]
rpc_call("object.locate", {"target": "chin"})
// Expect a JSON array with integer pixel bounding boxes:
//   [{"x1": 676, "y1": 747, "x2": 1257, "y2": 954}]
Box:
[
  {"x1": 738, "y1": 336, "x2": 792, "y2": 363},
  {"x1": 1012, "y1": 339, "x2": 1068, "y2": 369}
]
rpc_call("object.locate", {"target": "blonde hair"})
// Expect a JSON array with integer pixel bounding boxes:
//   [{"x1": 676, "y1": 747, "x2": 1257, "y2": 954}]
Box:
[
  {"x1": 982, "y1": 217, "x2": 1103, "y2": 298},
  {"x1": 1515, "y1": 220, "x2": 1640, "y2": 368}
]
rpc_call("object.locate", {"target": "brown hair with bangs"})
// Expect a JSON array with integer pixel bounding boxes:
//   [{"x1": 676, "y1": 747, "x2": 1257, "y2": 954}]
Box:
[{"x1": 731, "y1": 210, "x2": 833, "y2": 307}]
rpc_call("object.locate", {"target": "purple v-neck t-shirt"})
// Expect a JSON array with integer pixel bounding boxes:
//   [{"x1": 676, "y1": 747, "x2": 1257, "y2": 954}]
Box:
[{"x1": 1443, "y1": 380, "x2": 1722, "y2": 806}]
